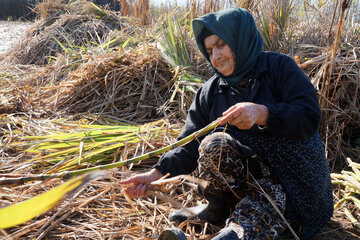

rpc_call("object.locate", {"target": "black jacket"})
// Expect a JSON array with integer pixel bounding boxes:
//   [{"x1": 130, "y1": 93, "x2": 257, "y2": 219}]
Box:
[{"x1": 155, "y1": 51, "x2": 321, "y2": 176}]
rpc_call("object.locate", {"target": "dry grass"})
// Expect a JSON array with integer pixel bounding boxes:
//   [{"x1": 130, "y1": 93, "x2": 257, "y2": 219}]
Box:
[
  {"x1": 295, "y1": 1, "x2": 360, "y2": 169},
  {"x1": 295, "y1": 41, "x2": 360, "y2": 169},
  {"x1": 0, "y1": 43, "x2": 191, "y2": 123}
]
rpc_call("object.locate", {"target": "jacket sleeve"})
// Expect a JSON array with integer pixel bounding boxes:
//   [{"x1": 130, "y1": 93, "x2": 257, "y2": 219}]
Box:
[
  {"x1": 153, "y1": 83, "x2": 212, "y2": 177},
  {"x1": 265, "y1": 54, "x2": 321, "y2": 140}
]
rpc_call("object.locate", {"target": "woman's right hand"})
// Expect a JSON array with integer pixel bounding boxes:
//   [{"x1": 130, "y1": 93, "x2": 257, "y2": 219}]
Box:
[
  {"x1": 219, "y1": 102, "x2": 268, "y2": 129},
  {"x1": 120, "y1": 168, "x2": 163, "y2": 198}
]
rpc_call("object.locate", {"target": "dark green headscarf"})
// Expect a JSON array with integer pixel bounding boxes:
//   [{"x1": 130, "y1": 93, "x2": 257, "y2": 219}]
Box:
[{"x1": 192, "y1": 8, "x2": 263, "y2": 85}]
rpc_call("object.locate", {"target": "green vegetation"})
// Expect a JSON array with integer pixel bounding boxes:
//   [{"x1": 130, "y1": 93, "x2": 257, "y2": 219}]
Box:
[{"x1": 159, "y1": 13, "x2": 193, "y2": 67}]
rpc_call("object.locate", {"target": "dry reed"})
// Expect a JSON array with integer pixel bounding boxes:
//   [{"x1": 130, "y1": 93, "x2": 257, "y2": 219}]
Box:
[
  {"x1": 41, "y1": 44, "x2": 180, "y2": 123},
  {"x1": 122, "y1": 0, "x2": 150, "y2": 25},
  {"x1": 296, "y1": 0, "x2": 360, "y2": 169},
  {"x1": 186, "y1": 0, "x2": 221, "y2": 18}
]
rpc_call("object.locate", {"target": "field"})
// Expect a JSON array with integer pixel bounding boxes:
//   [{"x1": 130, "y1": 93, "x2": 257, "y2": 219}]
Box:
[{"x1": 0, "y1": 0, "x2": 359, "y2": 239}]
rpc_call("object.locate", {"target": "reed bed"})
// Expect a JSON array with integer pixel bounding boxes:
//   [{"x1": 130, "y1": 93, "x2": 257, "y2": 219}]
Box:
[
  {"x1": 186, "y1": 0, "x2": 221, "y2": 18},
  {"x1": 296, "y1": 1, "x2": 359, "y2": 168},
  {"x1": 295, "y1": 41, "x2": 360, "y2": 168},
  {"x1": 120, "y1": 0, "x2": 150, "y2": 25}
]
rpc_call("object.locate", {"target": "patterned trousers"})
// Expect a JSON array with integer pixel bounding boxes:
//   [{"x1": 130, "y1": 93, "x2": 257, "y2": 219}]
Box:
[{"x1": 197, "y1": 131, "x2": 287, "y2": 240}]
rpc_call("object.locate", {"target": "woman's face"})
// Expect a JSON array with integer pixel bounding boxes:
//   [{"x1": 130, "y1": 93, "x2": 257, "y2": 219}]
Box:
[{"x1": 204, "y1": 34, "x2": 235, "y2": 76}]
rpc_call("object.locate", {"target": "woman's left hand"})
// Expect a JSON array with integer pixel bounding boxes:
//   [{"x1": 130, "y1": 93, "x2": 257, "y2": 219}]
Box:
[{"x1": 219, "y1": 102, "x2": 268, "y2": 129}]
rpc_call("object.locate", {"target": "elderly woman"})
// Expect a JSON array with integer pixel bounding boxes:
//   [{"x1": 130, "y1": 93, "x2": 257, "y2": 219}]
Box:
[{"x1": 121, "y1": 8, "x2": 333, "y2": 240}]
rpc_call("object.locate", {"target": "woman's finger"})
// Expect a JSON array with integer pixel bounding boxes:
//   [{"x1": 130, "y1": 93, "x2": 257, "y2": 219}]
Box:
[
  {"x1": 230, "y1": 116, "x2": 243, "y2": 126},
  {"x1": 127, "y1": 186, "x2": 135, "y2": 198},
  {"x1": 119, "y1": 177, "x2": 136, "y2": 185},
  {"x1": 222, "y1": 105, "x2": 237, "y2": 116},
  {"x1": 120, "y1": 174, "x2": 149, "y2": 185},
  {"x1": 138, "y1": 184, "x2": 147, "y2": 197},
  {"x1": 223, "y1": 107, "x2": 242, "y2": 123},
  {"x1": 120, "y1": 169, "x2": 163, "y2": 198},
  {"x1": 125, "y1": 184, "x2": 148, "y2": 198},
  {"x1": 135, "y1": 184, "x2": 144, "y2": 195}
]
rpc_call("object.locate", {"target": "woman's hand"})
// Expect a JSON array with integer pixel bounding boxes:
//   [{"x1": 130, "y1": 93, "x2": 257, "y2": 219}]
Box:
[
  {"x1": 120, "y1": 168, "x2": 163, "y2": 198},
  {"x1": 219, "y1": 102, "x2": 268, "y2": 129}
]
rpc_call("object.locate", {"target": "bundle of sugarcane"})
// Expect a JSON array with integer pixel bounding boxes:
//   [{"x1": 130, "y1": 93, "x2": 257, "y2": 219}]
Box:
[
  {"x1": 1, "y1": 116, "x2": 220, "y2": 184},
  {"x1": 4, "y1": 118, "x2": 180, "y2": 176}
]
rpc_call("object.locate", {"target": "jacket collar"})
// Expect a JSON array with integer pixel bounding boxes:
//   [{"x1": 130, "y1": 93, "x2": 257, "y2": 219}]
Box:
[{"x1": 215, "y1": 52, "x2": 268, "y2": 91}]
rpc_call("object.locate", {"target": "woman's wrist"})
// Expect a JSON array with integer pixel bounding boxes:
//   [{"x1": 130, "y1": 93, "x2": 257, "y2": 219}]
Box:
[
  {"x1": 150, "y1": 168, "x2": 164, "y2": 181},
  {"x1": 257, "y1": 104, "x2": 269, "y2": 126}
]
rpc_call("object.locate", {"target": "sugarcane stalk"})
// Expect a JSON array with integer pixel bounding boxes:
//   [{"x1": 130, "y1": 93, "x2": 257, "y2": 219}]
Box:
[
  {"x1": 334, "y1": 198, "x2": 346, "y2": 210},
  {"x1": 344, "y1": 207, "x2": 360, "y2": 230},
  {"x1": 0, "y1": 119, "x2": 220, "y2": 186}
]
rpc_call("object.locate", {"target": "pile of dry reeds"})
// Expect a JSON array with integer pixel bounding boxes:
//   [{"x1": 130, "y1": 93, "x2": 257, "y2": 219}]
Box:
[
  {"x1": 46, "y1": 45, "x2": 175, "y2": 122},
  {"x1": 1, "y1": 44, "x2": 183, "y2": 123},
  {"x1": 0, "y1": 0, "x2": 193, "y2": 122}
]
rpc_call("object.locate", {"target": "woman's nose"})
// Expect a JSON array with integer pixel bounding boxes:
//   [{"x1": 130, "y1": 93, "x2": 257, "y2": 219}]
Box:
[{"x1": 212, "y1": 48, "x2": 221, "y2": 61}]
